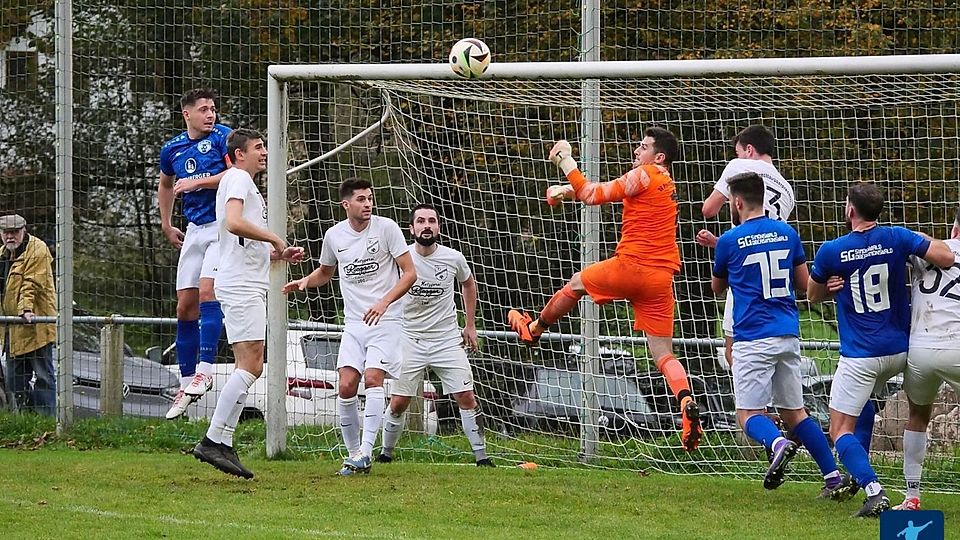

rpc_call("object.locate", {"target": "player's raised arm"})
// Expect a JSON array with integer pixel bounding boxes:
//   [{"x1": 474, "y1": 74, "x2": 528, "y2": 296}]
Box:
[
  {"x1": 548, "y1": 139, "x2": 649, "y2": 205},
  {"x1": 282, "y1": 264, "x2": 335, "y2": 293}
]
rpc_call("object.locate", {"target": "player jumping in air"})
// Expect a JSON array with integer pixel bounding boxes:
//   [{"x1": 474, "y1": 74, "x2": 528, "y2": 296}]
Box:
[
  {"x1": 158, "y1": 89, "x2": 231, "y2": 419},
  {"x1": 507, "y1": 127, "x2": 703, "y2": 452}
]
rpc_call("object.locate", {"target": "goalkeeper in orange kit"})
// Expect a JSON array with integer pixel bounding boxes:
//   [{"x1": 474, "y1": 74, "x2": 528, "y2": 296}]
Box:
[{"x1": 508, "y1": 127, "x2": 702, "y2": 451}]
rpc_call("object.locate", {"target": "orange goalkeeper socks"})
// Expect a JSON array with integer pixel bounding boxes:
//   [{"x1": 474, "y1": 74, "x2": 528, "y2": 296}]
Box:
[
  {"x1": 537, "y1": 283, "x2": 581, "y2": 330},
  {"x1": 655, "y1": 354, "x2": 691, "y2": 401}
]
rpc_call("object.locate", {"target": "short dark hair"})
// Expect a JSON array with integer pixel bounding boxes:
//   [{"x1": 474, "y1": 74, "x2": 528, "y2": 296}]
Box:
[
  {"x1": 954, "y1": 206, "x2": 960, "y2": 226},
  {"x1": 847, "y1": 182, "x2": 884, "y2": 222},
  {"x1": 409, "y1": 203, "x2": 440, "y2": 225},
  {"x1": 226, "y1": 128, "x2": 265, "y2": 163},
  {"x1": 733, "y1": 125, "x2": 776, "y2": 157},
  {"x1": 181, "y1": 88, "x2": 218, "y2": 109},
  {"x1": 645, "y1": 126, "x2": 679, "y2": 165},
  {"x1": 340, "y1": 177, "x2": 373, "y2": 200},
  {"x1": 727, "y1": 172, "x2": 765, "y2": 208}
]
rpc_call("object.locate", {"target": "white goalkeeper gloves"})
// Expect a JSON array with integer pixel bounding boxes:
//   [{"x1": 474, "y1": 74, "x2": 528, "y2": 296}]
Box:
[
  {"x1": 545, "y1": 184, "x2": 575, "y2": 207},
  {"x1": 548, "y1": 140, "x2": 578, "y2": 176}
]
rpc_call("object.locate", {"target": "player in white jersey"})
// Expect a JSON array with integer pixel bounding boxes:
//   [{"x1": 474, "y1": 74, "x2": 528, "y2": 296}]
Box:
[
  {"x1": 376, "y1": 204, "x2": 493, "y2": 467},
  {"x1": 191, "y1": 128, "x2": 304, "y2": 479},
  {"x1": 696, "y1": 125, "x2": 795, "y2": 367},
  {"x1": 897, "y1": 209, "x2": 960, "y2": 511},
  {"x1": 282, "y1": 178, "x2": 416, "y2": 476}
]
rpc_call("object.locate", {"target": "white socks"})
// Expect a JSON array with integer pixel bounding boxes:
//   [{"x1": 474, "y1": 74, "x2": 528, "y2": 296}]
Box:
[
  {"x1": 196, "y1": 361, "x2": 214, "y2": 377},
  {"x1": 360, "y1": 387, "x2": 386, "y2": 458},
  {"x1": 903, "y1": 429, "x2": 927, "y2": 498},
  {"x1": 380, "y1": 408, "x2": 407, "y2": 457},
  {"x1": 206, "y1": 369, "x2": 257, "y2": 446},
  {"x1": 337, "y1": 396, "x2": 361, "y2": 457},
  {"x1": 460, "y1": 407, "x2": 488, "y2": 461}
]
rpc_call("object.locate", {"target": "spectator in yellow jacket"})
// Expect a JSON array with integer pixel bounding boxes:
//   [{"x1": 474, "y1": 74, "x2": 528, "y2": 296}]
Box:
[{"x1": 1, "y1": 214, "x2": 56, "y2": 416}]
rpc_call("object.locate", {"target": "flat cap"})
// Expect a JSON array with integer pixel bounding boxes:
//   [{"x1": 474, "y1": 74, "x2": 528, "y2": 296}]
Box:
[{"x1": 0, "y1": 214, "x2": 26, "y2": 231}]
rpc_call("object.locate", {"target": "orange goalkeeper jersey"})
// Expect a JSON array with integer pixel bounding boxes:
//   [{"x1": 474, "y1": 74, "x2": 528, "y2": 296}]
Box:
[{"x1": 567, "y1": 164, "x2": 681, "y2": 273}]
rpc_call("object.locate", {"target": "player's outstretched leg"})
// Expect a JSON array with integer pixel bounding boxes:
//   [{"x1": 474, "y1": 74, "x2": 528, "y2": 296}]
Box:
[
  {"x1": 508, "y1": 282, "x2": 583, "y2": 346},
  {"x1": 653, "y1": 350, "x2": 701, "y2": 452}
]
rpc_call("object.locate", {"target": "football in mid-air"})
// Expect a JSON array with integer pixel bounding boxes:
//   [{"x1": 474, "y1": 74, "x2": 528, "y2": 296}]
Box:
[{"x1": 449, "y1": 38, "x2": 491, "y2": 79}]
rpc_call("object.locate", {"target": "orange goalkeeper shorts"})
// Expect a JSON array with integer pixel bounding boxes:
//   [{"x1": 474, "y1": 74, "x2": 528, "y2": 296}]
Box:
[{"x1": 579, "y1": 256, "x2": 675, "y2": 337}]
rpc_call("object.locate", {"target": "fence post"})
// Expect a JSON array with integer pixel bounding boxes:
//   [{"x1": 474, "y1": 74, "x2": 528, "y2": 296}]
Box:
[{"x1": 100, "y1": 321, "x2": 124, "y2": 416}]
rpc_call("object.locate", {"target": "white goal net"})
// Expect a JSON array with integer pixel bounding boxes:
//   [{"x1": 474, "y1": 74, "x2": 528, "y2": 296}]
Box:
[{"x1": 267, "y1": 57, "x2": 960, "y2": 492}]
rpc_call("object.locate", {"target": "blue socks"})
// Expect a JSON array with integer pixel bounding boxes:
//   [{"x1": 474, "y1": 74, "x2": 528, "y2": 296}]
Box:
[
  {"x1": 744, "y1": 414, "x2": 782, "y2": 450},
  {"x1": 176, "y1": 319, "x2": 200, "y2": 378},
  {"x1": 198, "y1": 301, "x2": 224, "y2": 364},
  {"x1": 835, "y1": 433, "x2": 878, "y2": 487},
  {"x1": 792, "y1": 417, "x2": 838, "y2": 476},
  {"x1": 854, "y1": 400, "x2": 875, "y2": 453}
]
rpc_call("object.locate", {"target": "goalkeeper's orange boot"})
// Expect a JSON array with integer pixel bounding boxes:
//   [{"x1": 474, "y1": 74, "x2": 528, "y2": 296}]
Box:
[
  {"x1": 680, "y1": 396, "x2": 702, "y2": 452},
  {"x1": 507, "y1": 309, "x2": 539, "y2": 345}
]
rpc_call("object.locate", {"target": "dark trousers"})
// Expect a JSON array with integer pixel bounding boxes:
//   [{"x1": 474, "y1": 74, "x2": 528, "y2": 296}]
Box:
[{"x1": 7, "y1": 343, "x2": 56, "y2": 417}]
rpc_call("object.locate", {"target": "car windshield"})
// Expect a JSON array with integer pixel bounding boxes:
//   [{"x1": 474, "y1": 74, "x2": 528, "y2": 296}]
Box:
[
  {"x1": 72, "y1": 322, "x2": 135, "y2": 358},
  {"x1": 535, "y1": 369, "x2": 652, "y2": 413},
  {"x1": 300, "y1": 334, "x2": 339, "y2": 370}
]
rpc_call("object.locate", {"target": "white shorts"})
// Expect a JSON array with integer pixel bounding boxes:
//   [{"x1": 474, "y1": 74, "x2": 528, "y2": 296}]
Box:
[
  {"x1": 217, "y1": 288, "x2": 266, "y2": 344},
  {"x1": 337, "y1": 322, "x2": 402, "y2": 379},
  {"x1": 732, "y1": 336, "x2": 803, "y2": 410},
  {"x1": 394, "y1": 335, "x2": 473, "y2": 397},
  {"x1": 176, "y1": 221, "x2": 219, "y2": 290},
  {"x1": 904, "y1": 347, "x2": 960, "y2": 406},
  {"x1": 829, "y1": 352, "x2": 906, "y2": 416},
  {"x1": 722, "y1": 288, "x2": 734, "y2": 337}
]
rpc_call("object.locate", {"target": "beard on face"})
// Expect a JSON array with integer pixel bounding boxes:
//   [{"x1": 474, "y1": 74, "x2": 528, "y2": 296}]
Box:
[
  {"x1": 845, "y1": 217, "x2": 853, "y2": 231},
  {"x1": 415, "y1": 231, "x2": 438, "y2": 246}
]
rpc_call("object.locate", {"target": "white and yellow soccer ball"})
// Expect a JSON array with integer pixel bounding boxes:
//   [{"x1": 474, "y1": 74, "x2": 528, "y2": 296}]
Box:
[{"x1": 449, "y1": 38, "x2": 491, "y2": 79}]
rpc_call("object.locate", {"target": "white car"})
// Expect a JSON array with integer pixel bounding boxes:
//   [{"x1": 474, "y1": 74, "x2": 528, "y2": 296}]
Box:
[{"x1": 182, "y1": 329, "x2": 438, "y2": 434}]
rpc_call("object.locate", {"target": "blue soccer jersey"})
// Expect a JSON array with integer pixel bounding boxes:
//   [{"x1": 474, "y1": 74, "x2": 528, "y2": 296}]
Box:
[
  {"x1": 158, "y1": 123, "x2": 232, "y2": 226},
  {"x1": 713, "y1": 216, "x2": 806, "y2": 342},
  {"x1": 810, "y1": 226, "x2": 929, "y2": 358}
]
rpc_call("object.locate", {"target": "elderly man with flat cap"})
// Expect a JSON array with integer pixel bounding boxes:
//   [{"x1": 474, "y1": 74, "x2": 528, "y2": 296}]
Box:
[{"x1": 1, "y1": 214, "x2": 57, "y2": 416}]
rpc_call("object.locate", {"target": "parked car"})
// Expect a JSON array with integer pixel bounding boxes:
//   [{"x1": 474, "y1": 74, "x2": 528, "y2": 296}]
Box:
[
  {"x1": 634, "y1": 370, "x2": 740, "y2": 433},
  {"x1": 69, "y1": 315, "x2": 180, "y2": 418},
  {"x1": 180, "y1": 329, "x2": 439, "y2": 434},
  {"x1": 511, "y1": 363, "x2": 681, "y2": 439}
]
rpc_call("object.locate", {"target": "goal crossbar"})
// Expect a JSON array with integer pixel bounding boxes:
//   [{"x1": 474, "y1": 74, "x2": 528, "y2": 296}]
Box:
[{"x1": 268, "y1": 53, "x2": 960, "y2": 82}]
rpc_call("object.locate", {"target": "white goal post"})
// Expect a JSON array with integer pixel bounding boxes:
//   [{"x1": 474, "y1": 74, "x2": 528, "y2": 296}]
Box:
[{"x1": 265, "y1": 55, "x2": 960, "y2": 493}]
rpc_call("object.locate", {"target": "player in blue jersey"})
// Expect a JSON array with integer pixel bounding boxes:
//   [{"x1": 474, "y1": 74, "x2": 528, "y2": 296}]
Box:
[
  {"x1": 807, "y1": 182, "x2": 954, "y2": 517},
  {"x1": 158, "y1": 89, "x2": 233, "y2": 419},
  {"x1": 711, "y1": 172, "x2": 849, "y2": 498}
]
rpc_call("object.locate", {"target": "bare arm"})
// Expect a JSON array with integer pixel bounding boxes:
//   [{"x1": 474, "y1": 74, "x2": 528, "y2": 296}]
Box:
[
  {"x1": 807, "y1": 276, "x2": 831, "y2": 303},
  {"x1": 460, "y1": 275, "x2": 479, "y2": 351},
  {"x1": 701, "y1": 189, "x2": 727, "y2": 218},
  {"x1": 157, "y1": 172, "x2": 184, "y2": 248},
  {"x1": 223, "y1": 198, "x2": 285, "y2": 250},
  {"x1": 363, "y1": 251, "x2": 417, "y2": 325},
  {"x1": 173, "y1": 168, "x2": 229, "y2": 194},
  {"x1": 711, "y1": 275, "x2": 728, "y2": 296},
  {"x1": 923, "y1": 238, "x2": 956, "y2": 269},
  {"x1": 282, "y1": 264, "x2": 337, "y2": 294},
  {"x1": 793, "y1": 263, "x2": 810, "y2": 296}
]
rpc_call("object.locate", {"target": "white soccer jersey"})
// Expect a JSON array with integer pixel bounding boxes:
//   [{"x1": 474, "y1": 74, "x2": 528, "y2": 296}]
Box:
[
  {"x1": 215, "y1": 168, "x2": 270, "y2": 291},
  {"x1": 714, "y1": 158, "x2": 795, "y2": 222},
  {"x1": 909, "y1": 238, "x2": 960, "y2": 350},
  {"x1": 319, "y1": 215, "x2": 410, "y2": 324},
  {"x1": 403, "y1": 244, "x2": 472, "y2": 340}
]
